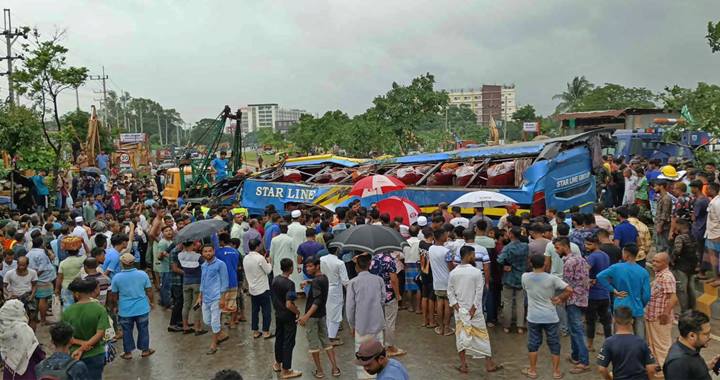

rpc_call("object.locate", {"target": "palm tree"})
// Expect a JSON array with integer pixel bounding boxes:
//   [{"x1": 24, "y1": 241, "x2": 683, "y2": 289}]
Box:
[{"x1": 553, "y1": 76, "x2": 594, "y2": 113}]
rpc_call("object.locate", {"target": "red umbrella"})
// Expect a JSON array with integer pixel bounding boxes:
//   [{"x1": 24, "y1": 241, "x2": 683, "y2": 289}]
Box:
[
  {"x1": 376, "y1": 196, "x2": 421, "y2": 226},
  {"x1": 349, "y1": 174, "x2": 406, "y2": 198}
]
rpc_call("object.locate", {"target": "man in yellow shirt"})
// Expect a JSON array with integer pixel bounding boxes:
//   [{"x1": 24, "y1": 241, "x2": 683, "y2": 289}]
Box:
[{"x1": 628, "y1": 205, "x2": 652, "y2": 270}]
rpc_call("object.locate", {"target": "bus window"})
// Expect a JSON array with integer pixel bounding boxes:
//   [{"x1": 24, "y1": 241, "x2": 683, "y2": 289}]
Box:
[{"x1": 555, "y1": 182, "x2": 592, "y2": 199}]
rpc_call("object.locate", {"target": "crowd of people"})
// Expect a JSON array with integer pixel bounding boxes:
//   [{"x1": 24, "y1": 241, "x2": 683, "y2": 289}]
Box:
[{"x1": 1, "y1": 154, "x2": 720, "y2": 379}]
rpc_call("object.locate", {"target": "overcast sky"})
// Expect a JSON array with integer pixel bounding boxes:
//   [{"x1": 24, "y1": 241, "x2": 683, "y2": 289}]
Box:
[{"x1": 4, "y1": 0, "x2": 719, "y2": 125}]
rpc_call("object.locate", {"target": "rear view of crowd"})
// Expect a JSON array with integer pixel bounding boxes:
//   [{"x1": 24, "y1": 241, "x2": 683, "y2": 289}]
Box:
[{"x1": 1, "y1": 154, "x2": 720, "y2": 380}]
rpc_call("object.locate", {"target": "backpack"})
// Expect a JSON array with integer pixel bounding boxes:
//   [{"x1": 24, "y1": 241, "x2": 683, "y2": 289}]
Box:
[{"x1": 37, "y1": 357, "x2": 78, "y2": 380}]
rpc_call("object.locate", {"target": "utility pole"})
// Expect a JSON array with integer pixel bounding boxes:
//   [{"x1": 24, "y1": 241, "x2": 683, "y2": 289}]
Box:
[
  {"x1": 164, "y1": 118, "x2": 169, "y2": 146},
  {"x1": 133, "y1": 118, "x2": 137, "y2": 133},
  {"x1": 1, "y1": 9, "x2": 29, "y2": 105},
  {"x1": 121, "y1": 92, "x2": 128, "y2": 130},
  {"x1": 74, "y1": 86, "x2": 80, "y2": 110},
  {"x1": 88, "y1": 66, "x2": 109, "y2": 127},
  {"x1": 176, "y1": 122, "x2": 181, "y2": 146},
  {"x1": 139, "y1": 106, "x2": 144, "y2": 133},
  {"x1": 156, "y1": 112, "x2": 162, "y2": 146}
]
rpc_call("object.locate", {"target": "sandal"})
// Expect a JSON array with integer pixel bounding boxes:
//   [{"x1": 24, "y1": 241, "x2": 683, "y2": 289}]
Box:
[
  {"x1": 252, "y1": 332, "x2": 262, "y2": 339},
  {"x1": 331, "y1": 368, "x2": 341, "y2": 377},
  {"x1": 434, "y1": 326, "x2": 444, "y2": 335},
  {"x1": 521, "y1": 367, "x2": 538, "y2": 379},
  {"x1": 280, "y1": 370, "x2": 303, "y2": 379},
  {"x1": 263, "y1": 333, "x2": 276, "y2": 339},
  {"x1": 312, "y1": 369, "x2": 325, "y2": 379},
  {"x1": 456, "y1": 365, "x2": 469, "y2": 374},
  {"x1": 272, "y1": 363, "x2": 282, "y2": 372},
  {"x1": 569, "y1": 365, "x2": 590, "y2": 374},
  {"x1": 120, "y1": 352, "x2": 133, "y2": 360},
  {"x1": 426, "y1": 324, "x2": 438, "y2": 329},
  {"x1": 487, "y1": 364, "x2": 504, "y2": 372},
  {"x1": 553, "y1": 372, "x2": 565, "y2": 379},
  {"x1": 443, "y1": 328, "x2": 455, "y2": 336},
  {"x1": 141, "y1": 349, "x2": 155, "y2": 358},
  {"x1": 206, "y1": 347, "x2": 217, "y2": 355}
]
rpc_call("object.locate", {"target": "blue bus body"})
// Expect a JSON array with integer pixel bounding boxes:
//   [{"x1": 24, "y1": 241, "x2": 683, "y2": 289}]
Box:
[{"x1": 239, "y1": 131, "x2": 609, "y2": 217}]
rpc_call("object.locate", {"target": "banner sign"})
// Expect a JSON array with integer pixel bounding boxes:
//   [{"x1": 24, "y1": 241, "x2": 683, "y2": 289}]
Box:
[
  {"x1": 120, "y1": 133, "x2": 147, "y2": 143},
  {"x1": 523, "y1": 122, "x2": 539, "y2": 133}
]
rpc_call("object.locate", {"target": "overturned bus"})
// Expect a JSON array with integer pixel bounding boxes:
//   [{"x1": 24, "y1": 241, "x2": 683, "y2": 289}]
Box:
[{"x1": 239, "y1": 130, "x2": 610, "y2": 219}]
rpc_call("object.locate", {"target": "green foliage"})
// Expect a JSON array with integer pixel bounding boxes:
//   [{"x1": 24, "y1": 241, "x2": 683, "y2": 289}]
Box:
[
  {"x1": 256, "y1": 128, "x2": 287, "y2": 151},
  {"x1": 60, "y1": 110, "x2": 114, "y2": 153},
  {"x1": 512, "y1": 105, "x2": 537, "y2": 122},
  {"x1": 187, "y1": 118, "x2": 226, "y2": 147},
  {"x1": 16, "y1": 143, "x2": 63, "y2": 171},
  {"x1": 288, "y1": 111, "x2": 350, "y2": 154},
  {"x1": 0, "y1": 105, "x2": 43, "y2": 157},
  {"x1": 540, "y1": 117, "x2": 562, "y2": 137},
  {"x1": 575, "y1": 83, "x2": 657, "y2": 111},
  {"x1": 553, "y1": 76, "x2": 594, "y2": 113},
  {"x1": 708, "y1": 21, "x2": 720, "y2": 53},
  {"x1": 12, "y1": 34, "x2": 89, "y2": 174},
  {"x1": 660, "y1": 83, "x2": 720, "y2": 140},
  {"x1": 366, "y1": 73, "x2": 449, "y2": 154}
]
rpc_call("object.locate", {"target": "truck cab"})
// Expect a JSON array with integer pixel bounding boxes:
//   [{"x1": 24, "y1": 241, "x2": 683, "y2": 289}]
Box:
[{"x1": 611, "y1": 130, "x2": 696, "y2": 164}]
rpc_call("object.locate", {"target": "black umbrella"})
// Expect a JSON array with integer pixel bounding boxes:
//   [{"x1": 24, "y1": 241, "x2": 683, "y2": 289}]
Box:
[
  {"x1": 174, "y1": 219, "x2": 228, "y2": 243},
  {"x1": 81, "y1": 167, "x2": 102, "y2": 176},
  {"x1": 329, "y1": 224, "x2": 408, "y2": 254}
]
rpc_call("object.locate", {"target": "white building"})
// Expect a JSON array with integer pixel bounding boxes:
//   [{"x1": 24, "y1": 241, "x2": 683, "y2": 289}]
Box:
[
  {"x1": 240, "y1": 104, "x2": 307, "y2": 134},
  {"x1": 446, "y1": 85, "x2": 517, "y2": 125}
]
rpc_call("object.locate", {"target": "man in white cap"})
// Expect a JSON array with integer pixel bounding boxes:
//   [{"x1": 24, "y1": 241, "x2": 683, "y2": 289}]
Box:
[
  {"x1": 416, "y1": 216, "x2": 428, "y2": 240},
  {"x1": 71, "y1": 216, "x2": 90, "y2": 255},
  {"x1": 288, "y1": 210, "x2": 307, "y2": 290}
]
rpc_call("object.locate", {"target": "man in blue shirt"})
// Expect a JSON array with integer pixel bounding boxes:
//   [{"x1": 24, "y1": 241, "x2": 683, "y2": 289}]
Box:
[
  {"x1": 102, "y1": 233, "x2": 128, "y2": 279},
  {"x1": 612, "y1": 207, "x2": 638, "y2": 248},
  {"x1": 211, "y1": 151, "x2": 229, "y2": 182},
  {"x1": 31, "y1": 169, "x2": 50, "y2": 216},
  {"x1": 96, "y1": 151, "x2": 110, "y2": 176},
  {"x1": 584, "y1": 235, "x2": 612, "y2": 351},
  {"x1": 596, "y1": 244, "x2": 651, "y2": 338},
  {"x1": 200, "y1": 244, "x2": 229, "y2": 354},
  {"x1": 215, "y1": 232, "x2": 241, "y2": 329},
  {"x1": 109, "y1": 253, "x2": 155, "y2": 359},
  {"x1": 354, "y1": 338, "x2": 409, "y2": 380}
]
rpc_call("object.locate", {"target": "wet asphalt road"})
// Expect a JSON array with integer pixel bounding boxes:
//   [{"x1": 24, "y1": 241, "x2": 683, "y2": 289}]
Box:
[{"x1": 29, "y1": 293, "x2": 720, "y2": 380}]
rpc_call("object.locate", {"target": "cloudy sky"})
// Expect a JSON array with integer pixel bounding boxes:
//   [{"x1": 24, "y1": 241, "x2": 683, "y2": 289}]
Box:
[{"x1": 4, "y1": 0, "x2": 719, "y2": 125}]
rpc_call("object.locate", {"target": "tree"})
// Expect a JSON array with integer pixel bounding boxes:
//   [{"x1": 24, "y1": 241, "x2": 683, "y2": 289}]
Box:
[
  {"x1": 287, "y1": 111, "x2": 350, "y2": 154},
  {"x1": 708, "y1": 21, "x2": 720, "y2": 53},
  {"x1": 575, "y1": 83, "x2": 656, "y2": 111},
  {"x1": 366, "y1": 73, "x2": 449, "y2": 154},
  {"x1": 256, "y1": 128, "x2": 287, "y2": 151},
  {"x1": 13, "y1": 33, "x2": 89, "y2": 176},
  {"x1": 60, "y1": 110, "x2": 114, "y2": 154},
  {"x1": 553, "y1": 76, "x2": 594, "y2": 113},
  {"x1": 188, "y1": 118, "x2": 225, "y2": 147},
  {"x1": 661, "y1": 83, "x2": 720, "y2": 138},
  {"x1": 512, "y1": 105, "x2": 537, "y2": 122},
  {"x1": 0, "y1": 105, "x2": 43, "y2": 157}
]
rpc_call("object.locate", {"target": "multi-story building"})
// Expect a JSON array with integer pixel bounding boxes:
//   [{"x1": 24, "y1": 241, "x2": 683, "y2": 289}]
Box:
[
  {"x1": 447, "y1": 85, "x2": 517, "y2": 125},
  {"x1": 240, "y1": 104, "x2": 307, "y2": 133}
]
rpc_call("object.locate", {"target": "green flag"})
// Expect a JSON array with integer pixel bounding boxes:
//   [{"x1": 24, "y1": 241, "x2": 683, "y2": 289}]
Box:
[{"x1": 681, "y1": 105, "x2": 696, "y2": 125}]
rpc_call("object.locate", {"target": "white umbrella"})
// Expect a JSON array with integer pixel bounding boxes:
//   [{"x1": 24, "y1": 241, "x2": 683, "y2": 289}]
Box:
[{"x1": 450, "y1": 190, "x2": 518, "y2": 208}]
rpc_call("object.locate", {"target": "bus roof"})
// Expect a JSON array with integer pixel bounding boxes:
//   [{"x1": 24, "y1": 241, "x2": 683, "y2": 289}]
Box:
[
  {"x1": 284, "y1": 154, "x2": 368, "y2": 168},
  {"x1": 378, "y1": 132, "x2": 602, "y2": 165}
]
